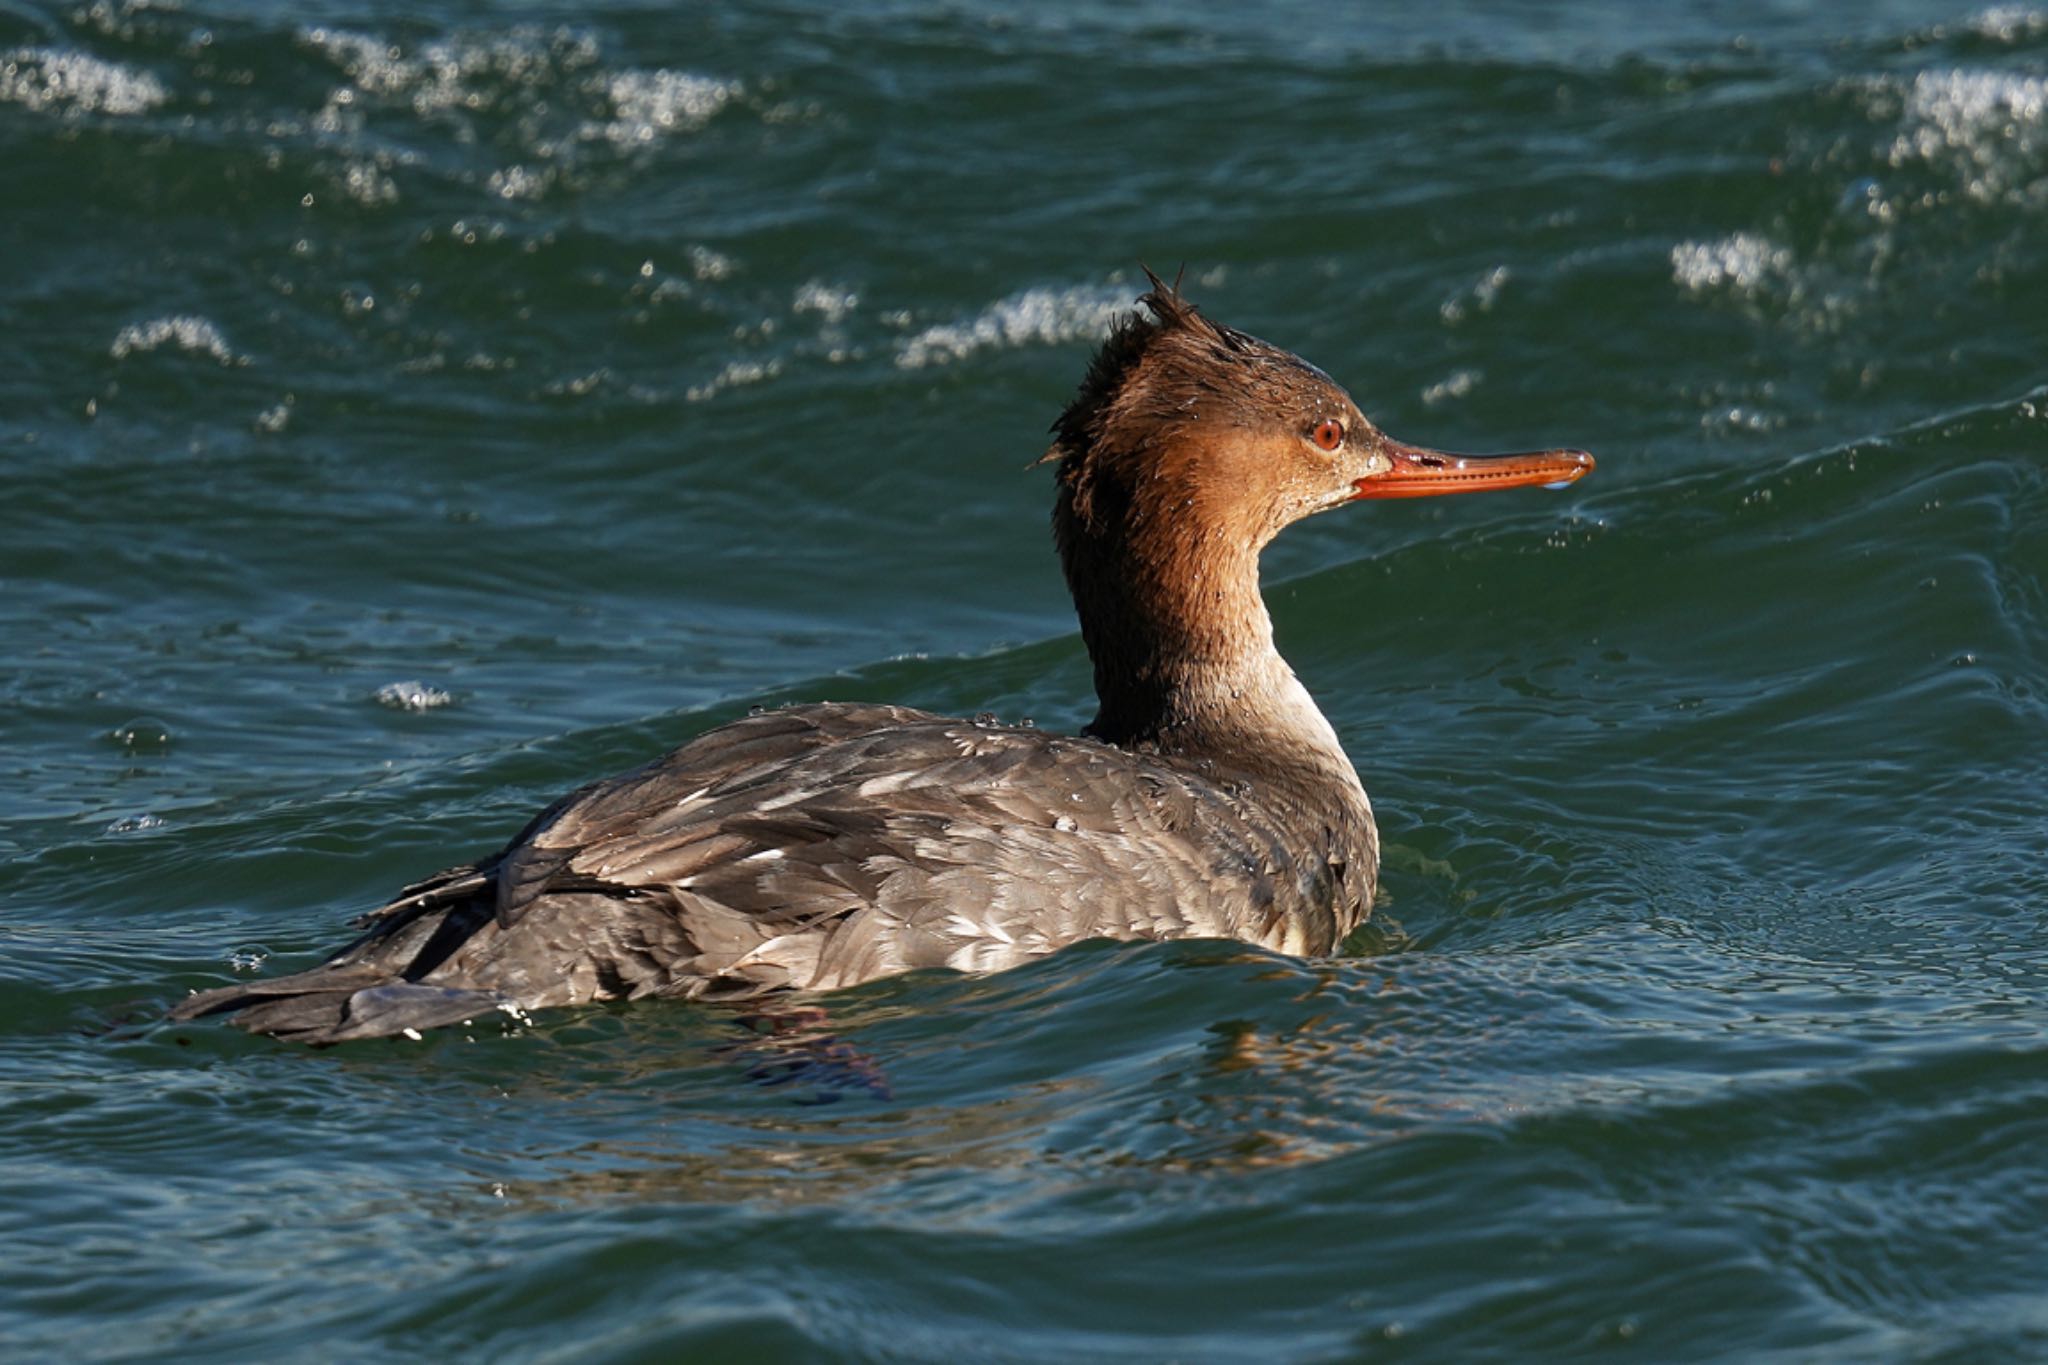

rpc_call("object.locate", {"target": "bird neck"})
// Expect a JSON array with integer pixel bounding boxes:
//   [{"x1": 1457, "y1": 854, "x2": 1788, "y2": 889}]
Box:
[{"x1": 1054, "y1": 491, "x2": 1360, "y2": 795}]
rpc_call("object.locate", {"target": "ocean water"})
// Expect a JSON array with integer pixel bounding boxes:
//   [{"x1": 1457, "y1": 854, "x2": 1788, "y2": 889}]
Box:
[{"x1": 4, "y1": 0, "x2": 2047, "y2": 1358}]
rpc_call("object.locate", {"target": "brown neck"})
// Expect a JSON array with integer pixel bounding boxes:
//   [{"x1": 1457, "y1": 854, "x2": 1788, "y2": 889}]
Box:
[{"x1": 1054, "y1": 477, "x2": 1359, "y2": 790}]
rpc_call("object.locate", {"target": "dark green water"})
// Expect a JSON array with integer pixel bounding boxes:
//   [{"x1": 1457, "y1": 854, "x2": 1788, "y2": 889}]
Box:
[{"x1": 5, "y1": 0, "x2": 2047, "y2": 1358}]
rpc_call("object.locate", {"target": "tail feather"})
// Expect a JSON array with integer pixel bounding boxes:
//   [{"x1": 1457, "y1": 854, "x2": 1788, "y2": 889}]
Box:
[
  {"x1": 166, "y1": 965, "x2": 394, "y2": 1020},
  {"x1": 227, "y1": 990, "x2": 360, "y2": 1041},
  {"x1": 168, "y1": 975, "x2": 509, "y2": 1046},
  {"x1": 167, "y1": 864, "x2": 517, "y2": 1044}
]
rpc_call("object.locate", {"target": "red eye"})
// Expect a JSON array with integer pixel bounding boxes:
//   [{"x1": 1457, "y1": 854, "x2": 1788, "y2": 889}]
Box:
[{"x1": 1311, "y1": 419, "x2": 1345, "y2": 452}]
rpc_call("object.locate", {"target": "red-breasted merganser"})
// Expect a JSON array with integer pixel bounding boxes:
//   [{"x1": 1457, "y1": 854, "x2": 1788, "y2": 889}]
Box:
[{"x1": 170, "y1": 274, "x2": 1592, "y2": 1044}]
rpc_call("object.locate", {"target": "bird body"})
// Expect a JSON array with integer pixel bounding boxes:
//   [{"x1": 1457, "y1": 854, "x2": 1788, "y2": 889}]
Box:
[{"x1": 171, "y1": 274, "x2": 1589, "y2": 1044}]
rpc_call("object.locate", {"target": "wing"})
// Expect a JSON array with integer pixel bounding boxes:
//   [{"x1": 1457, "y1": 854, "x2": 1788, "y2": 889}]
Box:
[
  {"x1": 435, "y1": 704, "x2": 1362, "y2": 997},
  {"x1": 233, "y1": 702, "x2": 1368, "y2": 1026}
]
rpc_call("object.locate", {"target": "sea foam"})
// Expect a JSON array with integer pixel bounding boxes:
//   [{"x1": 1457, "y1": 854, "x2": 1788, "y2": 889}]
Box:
[
  {"x1": 896, "y1": 284, "x2": 1130, "y2": 369},
  {"x1": 0, "y1": 47, "x2": 166, "y2": 116}
]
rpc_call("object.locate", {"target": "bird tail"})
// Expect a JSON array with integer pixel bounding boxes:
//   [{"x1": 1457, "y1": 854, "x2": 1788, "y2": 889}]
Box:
[
  {"x1": 167, "y1": 969, "x2": 509, "y2": 1045},
  {"x1": 166, "y1": 862, "x2": 509, "y2": 1045}
]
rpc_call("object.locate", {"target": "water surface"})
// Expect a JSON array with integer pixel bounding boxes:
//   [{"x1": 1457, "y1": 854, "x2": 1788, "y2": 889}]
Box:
[{"x1": 4, "y1": 1, "x2": 2047, "y2": 1358}]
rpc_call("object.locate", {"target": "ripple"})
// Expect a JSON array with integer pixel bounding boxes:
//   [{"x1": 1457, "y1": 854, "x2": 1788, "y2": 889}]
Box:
[{"x1": 105, "y1": 717, "x2": 173, "y2": 751}]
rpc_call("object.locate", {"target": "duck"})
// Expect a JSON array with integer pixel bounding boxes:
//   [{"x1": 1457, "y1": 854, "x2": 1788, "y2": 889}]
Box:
[{"x1": 168, "y1": 272, "x2": 1592, "y2": 1044}]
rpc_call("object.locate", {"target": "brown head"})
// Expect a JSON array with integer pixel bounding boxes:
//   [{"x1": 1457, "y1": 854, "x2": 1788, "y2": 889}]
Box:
[{"x1": 1045, "y1": 272, "x2": 1593, "y2": 750}]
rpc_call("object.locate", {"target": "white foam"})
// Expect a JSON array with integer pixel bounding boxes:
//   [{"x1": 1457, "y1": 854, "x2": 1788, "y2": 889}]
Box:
[
  {"x1": 588, "y1": 68, "x2": 740, "y2": 145},
  {"x1": 374, "y1": 680, "x2": 454, "y2": 712},
  {"x1": 0, "y1": 47, "x2": 167, "y2": 117},
  {"x1": 110, "y1": 316, "x2": 239, "y2": 364},
  {"x1": 1878, "y1": 67, "x2": 2048, "y2": 202},
  {"x1": 1702, "y1": 405, "x2": 1786, "y2": 434},
  {"x1": 301, "y1": 28, "x2": 408, "y2": 92},
  {"x1": 1670, "y1": 233, "x2": 1793, "y2": 295},
  {"x1": 300, "y1": 25, "x2": 601, "y2": 117},
  {"x1": 105, "y1": 813, "x2": 165, "y2": 834},
  {"x1": 793, "y1": 280, "x2": 859, "y2": 324},
  {"x1": 689, "y1": 245, "x2": 735, "y2": 281},
  {"x1": 340, "y1": 159, "x2": 398, "y2": 205},
  {"x1": 1421, "y1": 369, "x2": 1483, "y2": 406},
  {"x1": 545, "y1": 368, "x2": 611, "y2": 398},
  {"x1": 1438, "y1": 266, "x2": 1510, "y2": 324},
  {"x1": 895, "y1": 283, "x2": 1129, "y2": 369},
  {"x1": 1968, "y1": 6, "x2": 2048, "y2": 43},
  {"x1": 686, "y1": 357, "x2": 782, "y2": 402},
  {"x1": 1904, "y1": 68, "x2": 2048, "y2": 136},
  {"x1": 487, "y1": 164, "x2": 551, "y2": 200},
  {"x1": 254, "y1": 398, "x2": 293, "y2": 433}
]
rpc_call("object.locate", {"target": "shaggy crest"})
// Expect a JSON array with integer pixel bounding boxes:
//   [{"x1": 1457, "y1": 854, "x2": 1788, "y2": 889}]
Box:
[
  {"x1": 1045, "y1": 269, "x2": 1232, "y2": 465},
  {"x1": 1045, "y1": 269, "x2": 1341, "y2": 535}
]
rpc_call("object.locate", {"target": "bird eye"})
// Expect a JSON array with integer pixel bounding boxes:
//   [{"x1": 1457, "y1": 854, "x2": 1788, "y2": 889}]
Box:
[{"x1": 1310, "y1": 419, "x2": 1346, "y2": 452}]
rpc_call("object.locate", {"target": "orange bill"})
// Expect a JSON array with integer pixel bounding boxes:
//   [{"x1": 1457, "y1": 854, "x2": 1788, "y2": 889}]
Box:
[{"x1": 1352, "y1": 440, "x2": 1595, "y2": 500}]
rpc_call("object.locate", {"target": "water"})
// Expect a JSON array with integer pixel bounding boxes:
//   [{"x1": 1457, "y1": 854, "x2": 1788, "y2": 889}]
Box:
[{"x1": 4, "y1": 0, "x2": 2046, "y2": 1358}]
